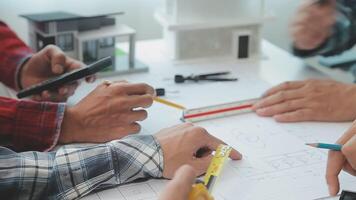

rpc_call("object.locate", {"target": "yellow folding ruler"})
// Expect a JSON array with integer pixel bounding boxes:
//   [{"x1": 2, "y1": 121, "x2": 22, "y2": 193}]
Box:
[
  {"x1": 182, "y1": 98, "x2": 260, "y2": 123},
  {"x1": 188, "y1": 145, "x2": 232, "y2": 200}
]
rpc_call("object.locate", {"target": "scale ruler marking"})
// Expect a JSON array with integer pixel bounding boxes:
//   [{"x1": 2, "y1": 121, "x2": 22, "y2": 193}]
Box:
[{"x1": 183, "y1": 98, "x2": 260, "y2": 122}]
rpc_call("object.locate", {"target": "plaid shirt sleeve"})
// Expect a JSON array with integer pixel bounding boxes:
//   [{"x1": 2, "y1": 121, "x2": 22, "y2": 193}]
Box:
[
  {"x1": 0, "y1": 96, "x2": 65, "y2": 152},
  {"x1": 293, "y1": 0, "x2": 356, "y2": 57},
  {"x1": 0, "y1": 21, "x2": 33, "y2": 90},
  {"x1": 0, "y1": 134, "x2": 164, "y2": 200}
]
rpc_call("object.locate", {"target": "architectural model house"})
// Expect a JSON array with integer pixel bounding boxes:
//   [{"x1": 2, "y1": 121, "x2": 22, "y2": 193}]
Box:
[
  {"x1": 155, "y1": 0, "x2": 269, "y2": 60},
  {"x1": 21, "y1": 11, "x2": 148, "y2": 76}
]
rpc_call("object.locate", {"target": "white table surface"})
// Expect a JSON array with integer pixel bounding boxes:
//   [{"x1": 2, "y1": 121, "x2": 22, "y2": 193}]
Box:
[{"x1": 70, "y1": 39, "x2": 342, "y2": 200}]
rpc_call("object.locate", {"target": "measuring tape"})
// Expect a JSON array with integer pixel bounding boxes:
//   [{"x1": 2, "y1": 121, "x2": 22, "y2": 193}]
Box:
[
  {"x1": 183, "y1": 98, "x2": 260, "y2": 123},
  {"x1": 188, "y1": 145, "x2": 232, "y2": 200}
]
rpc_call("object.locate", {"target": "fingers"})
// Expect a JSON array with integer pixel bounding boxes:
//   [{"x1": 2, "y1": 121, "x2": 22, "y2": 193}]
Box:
[
  {"x1": 273, "y1": 109, "x2": 313, "y2": 122},
  {"x1": 65, "y1": 57, "x2": 83, "y2": 71},
  {"x1": 291, "y1": 24, "x2": 330, "y2": 49},
  {"x1": 326, "y1": 121, "x2": 356, "y2": 196},
  {"x1": 159, "y1": 165, "x2": 196, "y2": 200},
  {"x1": 125, "y1": 83, "x2": 155, "y2": 95},
  {"x1": 44, "y1": 45, "x2": 67, "y2": 75},
  {"x1": 108, "y1": 82, "x2": 154, "y2": 110},
  {"x1": 59, "y1": 82, "x2": 79, "y2": 95},
  {"x1": 291, "y1": 1, "x2": 336, "y2": 50},
  {"x1": 172, "y1": 164, "x2": 196, "y2": 182},
  {"x1": 109, "y1": 95, "x2": 152, "y2": 123},
  {"x1": 255, "y1": 99, "x2": 306, "y2": 117},
  {"x1": 342, "y1": 135, "x2": 356, "y2": 170},
  {"x1": 343, "y1": 162, "x2": 356, "y2": 176},
  {"x1": 124, "y1": 122, "x2": 141, "y2": 134},
  {"x1": 39, "y1": 90, "x2": 68, "y2": 102},
  {"x1": 262, "y1": 81, "x2": 305, "y2": 98},
  {"x1": 207, "y1": 136, "x2": 242, "y2": 160},
  {"x1": 85, "y1": 75, "x2": 96, "y2": 83},
  {"x1": 336, "y1": 121, "x2": 356, "y2": 146},
  {"x1": 254, "y1": 88, "x2": 304, "y2": 110},
  {"x1": 36, "y1": 82, "x2": 79, "y2": 102},
  {"x1": 326, "y1": 150, "x2": 345, "y2": 196},
  {"x1": 111, "y1": 82, "x2": 155, "y2": 96},
  {"x1": 113, "y1": 123, "x2": 141, "y2": 136},
  {"x1": 63, "y1": 56, "x2": 96, "y2": 84},
  {"x1": 194, "y1": 127, "x2": 242, "y2": 160},
  {"x1": 127, "y1": 94, "x2": 154, "y2": 109},
  {"x1": 125, "y1": 110, "x2": 148, "y2": 123},
  {"x1": 66, "y1": 57, "x2": 96, "y2": 83}
]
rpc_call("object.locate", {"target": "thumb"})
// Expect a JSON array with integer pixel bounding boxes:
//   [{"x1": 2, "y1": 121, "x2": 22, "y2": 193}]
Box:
[
  {"x1": 159, "y1": 165, "x2": 196, "y2": 200},
  {"x1": 172, "y1": 165, "x2": 196, "y2": 183},
  {"x1": 45, "y1": 45, "x2": 66, "y2": 75}
]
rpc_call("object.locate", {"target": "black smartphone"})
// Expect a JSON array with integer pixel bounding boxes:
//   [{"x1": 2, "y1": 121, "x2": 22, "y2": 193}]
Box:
[{"x1": 17, "y1": 56, "x2": 112, "y2": 99}]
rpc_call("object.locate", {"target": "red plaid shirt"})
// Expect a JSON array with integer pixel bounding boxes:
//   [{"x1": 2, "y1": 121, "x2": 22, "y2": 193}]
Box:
[{"x1": 0, "y1": 22, "x2": 65, "y2": 152}]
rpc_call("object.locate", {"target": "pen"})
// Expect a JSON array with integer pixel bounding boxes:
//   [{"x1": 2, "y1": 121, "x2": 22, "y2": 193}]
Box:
[
  {"x1": 153, "y1": 97, "x2": 186, "y2": 110},
  {"x1": 306, "y1": 143, "x2": 342, "y2": 151}
]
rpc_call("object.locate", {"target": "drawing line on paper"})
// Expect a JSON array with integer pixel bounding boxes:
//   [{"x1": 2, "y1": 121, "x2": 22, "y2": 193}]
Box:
[
  {"x1": 230, "y1": 129, "x2": 267, "y2": 149},
  {"x1": 230, "y1": 150, "x2": 327, "y2": 180}
]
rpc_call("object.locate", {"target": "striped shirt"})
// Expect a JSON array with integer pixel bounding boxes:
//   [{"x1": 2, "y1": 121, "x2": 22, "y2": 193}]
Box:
[{"x1": 0, "y1": 135, "x2": 164, "y2": 200}]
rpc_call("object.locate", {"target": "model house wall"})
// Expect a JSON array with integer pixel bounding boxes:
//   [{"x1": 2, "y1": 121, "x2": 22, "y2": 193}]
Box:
[
  {"x1": 22, "y1": 12, "x2": 120, "y2": 65},
  {"x1": 156, "y1": 0, "x2": 266, "y2": 60},
  {"x1": 165, "y1": 0, "x2": 264, "y2": 23}
]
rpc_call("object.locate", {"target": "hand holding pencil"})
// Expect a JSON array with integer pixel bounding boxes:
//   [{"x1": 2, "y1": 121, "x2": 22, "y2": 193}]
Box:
[{"x1": 325, "y1": 121, "x2": 356, "y2": 196}]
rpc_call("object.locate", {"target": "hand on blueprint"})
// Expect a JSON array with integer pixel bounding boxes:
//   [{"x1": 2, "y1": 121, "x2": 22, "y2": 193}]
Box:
[
  {"x1": 159, "y1": 165, "x2": 196, "y2": 200},
  {"x1": 291, "y1": 0, "x2": 336, "y2": 50},
  {"x1": 60, "y1": 81, "x2": 154, "y2": 143},
  {"x1": 21, "y1": 45, "x2": 95, "y2": 102},
  {"x1": 327, "y1": 121, "x2": 356, "y2": 196},
  {"x1": 253, "y1": 79, "x2": 356, "y2": 122},
  {"x1": 155, "y1": 123, "x2": 242, "y2": 178}
]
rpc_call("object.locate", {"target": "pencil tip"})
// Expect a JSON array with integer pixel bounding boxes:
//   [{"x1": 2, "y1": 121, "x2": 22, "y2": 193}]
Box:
[{"x1": 305, "y1": 143, "x2": 316, "y2": 147}]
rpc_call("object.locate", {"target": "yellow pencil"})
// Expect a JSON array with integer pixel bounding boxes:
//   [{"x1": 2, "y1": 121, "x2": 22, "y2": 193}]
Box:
[{"x1": 154, "y1": 97, "x2": 186, "y2": 110}]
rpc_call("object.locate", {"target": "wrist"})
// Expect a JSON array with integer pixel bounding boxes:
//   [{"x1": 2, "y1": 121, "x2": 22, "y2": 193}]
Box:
[
  {"x1": 292, "y1": 38, "x2": 328, "y2": 58},
  {"x1": 59, "y1": 106, "x2": 81, "y2": 144},
  {"x1": 16, "y1": 55, "x2": 32, "y2": 90}
]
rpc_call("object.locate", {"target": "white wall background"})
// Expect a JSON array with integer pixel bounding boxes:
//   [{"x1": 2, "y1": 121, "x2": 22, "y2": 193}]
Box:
[{"x1": 0, "y1": 0, "x2": 302, "y2": 51}]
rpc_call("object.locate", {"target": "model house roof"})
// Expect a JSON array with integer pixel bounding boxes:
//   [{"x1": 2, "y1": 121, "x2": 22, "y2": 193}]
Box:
[{"x1": 21, "y1": 11, "x2": 124, "y2": 23}]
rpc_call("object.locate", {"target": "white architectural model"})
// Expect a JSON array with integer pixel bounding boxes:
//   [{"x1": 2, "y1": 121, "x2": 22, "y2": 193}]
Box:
[
  {"x1": 155, "y1": 0, "x2": 268, "y2": 60},
  {"x1": 21, "y1": 11, "x2": 148, "y2": 77}
]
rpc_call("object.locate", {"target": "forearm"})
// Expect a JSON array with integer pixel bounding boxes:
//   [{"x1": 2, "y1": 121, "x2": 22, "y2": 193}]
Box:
[
  {"x1": 0, "y1": 22, "x2": 32, "y2": 90},
  {"x1": 0, "y1": 135, "x2": 163, "y2": 200},
  {"x1": 293, "y1": 2, "x2": 356, "y2": 57},
  {"x1": 0, "y1": 96, "x2": 65, "y2": 152}
]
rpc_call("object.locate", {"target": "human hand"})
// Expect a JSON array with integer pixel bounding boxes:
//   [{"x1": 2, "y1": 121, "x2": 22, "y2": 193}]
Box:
[
  {"x1": 291, "y1": 0, "x2": 337, "y2": 50},
  {"x1": 20, "y1": 45, "x2": 95, "y2": 102},
  {"x1": 155, "y1": 123, "x2": 242, "y2": 178},
  {"x1": 159, "y1": 165, "x2": 197, "y2": 200},
  {"x1": 59, "y1": 81, "x2": 154, "y2": 143},
  {"x1": 253, "y1": 80, "x2": 356, "y2": 122},
  {"x1": 326, "y1": 121, "x2": 356, "y2": 196}
]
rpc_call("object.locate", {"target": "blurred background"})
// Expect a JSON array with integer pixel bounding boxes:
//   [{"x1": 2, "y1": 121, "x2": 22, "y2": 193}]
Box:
[{"x1": 0, "y1": 0, "x2": 301, "y2": 51}]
